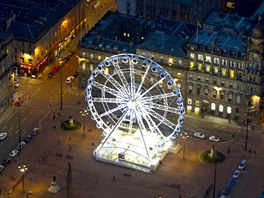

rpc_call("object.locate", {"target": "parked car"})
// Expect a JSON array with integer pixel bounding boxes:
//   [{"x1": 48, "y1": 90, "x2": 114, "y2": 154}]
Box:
[
  {"x1": 16, "y1": 141, "x2": 26, "y2": 150},
  {"x1": 238, "y1": 159, "x2": 247, "y2": 170},
  {"x1": 48, "y1": 72, "x2": 55, "y2": 78},
  {"x1": 66, "y1": 76, "x2": 74, "y2": 84},
  {"x1": 194, "y1": 132, "x2": 205, "y2": 139},
  {"x1": 24, "y1": 135, "x2": 33, "y2": 143},
  {"x1": 209, "y1": 135, "x2": 220, "y2": 142},
  {"x1": 0, "y1": 164, "x2": 5, "y2": 173},
  {"x1": 232, "y1": 170, "x2": 241, "y2": 179},
  {"x1": 52, "y1": 66, "x2": 60, "y2": 73},
  {"x1": 222, "y1": 186, "x2": 231, "y2": 195},
  {"x1": 227, "y1": 178, "x2": 236, "y2": 188},
  {"x1": 0, "y1": 132, "x2": 7, "y2": 140},
  {"x1": 31, "y1": 128, "x2": 40, "y2": 136},
  {"x1": 2, "y1": 157, "x2": 12, "y2": 166},
  {"x1": 9, "y1": 149, "x2": 19, "y2": 158}
]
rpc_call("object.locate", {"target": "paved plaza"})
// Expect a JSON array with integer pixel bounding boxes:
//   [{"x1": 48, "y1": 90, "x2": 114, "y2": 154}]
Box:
[{"x1": 0, "y1": 102, "x2": 262, "y2": 198}]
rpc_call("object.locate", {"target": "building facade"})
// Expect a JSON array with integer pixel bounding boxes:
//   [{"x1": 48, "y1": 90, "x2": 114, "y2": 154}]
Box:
[
  {"x1": 117, "y1": 0, "x2": 219, "y2": 24},
  {"x1": 77, "y1": 11, "x2": 264, "y2": 123}
]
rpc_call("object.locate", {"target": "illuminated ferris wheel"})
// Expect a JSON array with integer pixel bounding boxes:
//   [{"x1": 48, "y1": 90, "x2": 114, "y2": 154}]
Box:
[{"x1": 85, "y1": 54, "x2": 185, "y2": 172}]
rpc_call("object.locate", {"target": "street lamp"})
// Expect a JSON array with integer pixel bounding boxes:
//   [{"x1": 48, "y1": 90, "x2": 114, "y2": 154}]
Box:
[
  {"x1": 80, "y1": 109, "x2": 89, "y2": 137},
  {"x1": 180, "y1": 132, "x2": 189, "y2": 160},
  {"x1": 18, "y1": 164, "x2": 28, "y2": 193}
]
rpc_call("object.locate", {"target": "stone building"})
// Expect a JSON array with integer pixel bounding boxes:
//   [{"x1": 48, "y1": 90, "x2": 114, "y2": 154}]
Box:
[{"x1": 77, "y1": 11, "x2": 264, "y2": 123}]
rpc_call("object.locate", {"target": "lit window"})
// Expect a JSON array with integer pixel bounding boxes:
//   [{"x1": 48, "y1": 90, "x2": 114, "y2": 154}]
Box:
[
  {"x1": 195, "y1": 100, "x2": 200, "y2": 106},
  {"x1": 197, "y1": 54, "x2": 203, "y2": 61},
  {"x1": 221, "y1": 68, "x2": 227, "y2": 76},
  {"x1": 177, "y1": 73, "x2": 182, "y2": 78},
  {"x1": 98, "y1": 55, "x2": 102, "y2": 60},
  {"x1": 190, "y1": 53, "x2": 195, "y2": 59},
  {"x1": 198, "y1": 63, "x2": 203, "y2": 71},
  {"x1": 226, "y1": 2, "x2": 235, "y2": 8},
  {"x1": 127, "y1": 33, "x2": 130, "y2": 37},
  {"x1": 187, "y1": 98, "x2": 192, "y2": 105},
  {"x1": 178, "y1": 60, "x2": 182, "y2": 65},
  {"x1": 205, "y1": 65, "x2": 210, "y2": 73},
  {"x1": 211, "y1": 103, "x2": 216, "y2": 110},
  {"x1": 204, "y1": 88, "x2": 208, "y2": 95},
  {"x1": 168, "y1": 58, "x2": 173, "y2": 66},
  {"x1": 82, "y1": 52, "x2": 86, "y2": 57},
  {"x1": 222, "y1": 59, "x2": 228, "y2": 66},
  {"x1": 213, "y1": 66, "x2": 219, "y2": 74},
  {"x1": 104, "y1": 67, "x2": 109, "y2": 74},
  {"x1": 219, "y1": 105, "x2": 223, "y2": 112},
  {"x1": 123, "y1": 32, "x2": 126, "y2": 36},
  {"x1": 89, "y1": 64, "x2": 93, "y2": 71},
  {"x1": 230, "y1": 70, "x2": 235, "y2": 78},
  {"x1": 90, "y1": 54, "x2": 94, "y2": 59},
  {"x1": 205, "y1": 56, "x2": 211, "y2": 63},
  {"x1": 190, "y1": 61, "x2": 194, "y2": 68},
  {"x1": 227, "y1": 106, "x2": 232, "y2": 114}
]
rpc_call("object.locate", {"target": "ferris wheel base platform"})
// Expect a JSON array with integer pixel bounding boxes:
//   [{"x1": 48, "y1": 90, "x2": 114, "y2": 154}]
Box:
[{"x1": 93, "y1": 148, "x2": 169, "y2": 173}]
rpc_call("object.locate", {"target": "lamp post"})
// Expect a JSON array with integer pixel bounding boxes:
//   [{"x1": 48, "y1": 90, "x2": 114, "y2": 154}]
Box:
[
  {"x1": 244, "y1": 112, "x2": 250, "y2": 151},
  {"x1": 18, "y1": 164, "x2": 28, "y2": 193},
  {"x1": 180, "y1": 132, "x2": 189, "y2": 161},
  {"x1": 80, "y1": 109, "x2": 89, "y2": 137}
]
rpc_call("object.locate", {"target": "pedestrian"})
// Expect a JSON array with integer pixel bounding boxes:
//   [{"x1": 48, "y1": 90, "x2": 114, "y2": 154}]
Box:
[{"x1": 27, "y1": 193, "x2": 29, "y2": 198}]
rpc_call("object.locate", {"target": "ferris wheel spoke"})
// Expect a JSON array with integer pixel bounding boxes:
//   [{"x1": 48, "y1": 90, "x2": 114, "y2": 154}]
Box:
[
  {"x1": 140, "y1": 92, "x2": 176, "y2": 103},
  {"x1": 133, "y1": 109, "x2": 151, "y2": 159},
  {"x1": 138, "y1": 78, "x2": 163, "y2": 100},
  {"x1": 137, "y1": 106, "x2": 165, "y2": 138},
  {"x1": 144, "y1": 108, "x2": 177, "y2": 130},
  {"x1": 99, "y1": 104, "x2": 127, "y2": 118},
  {"x1": 92, "y1": 81, "x2": 124, "y2": 97},
  {"x1": 112, "y1": 61, "x2": 131, "y2": 96},
  {"x1": 100, "y1": 71, "x2": 129, "y2": 96},
  {"x1": 92, "y1": 97, "x2": 128, "y2": 104},
  {"x1": 135, "y1": 64, "x2": 151, "y2": 98},
  {"x1": 129, "y1": 59, "x2": 136, "y2": 97},
  {"x1": 142, "y1": 103, "x2": 181, "y2": 114}
]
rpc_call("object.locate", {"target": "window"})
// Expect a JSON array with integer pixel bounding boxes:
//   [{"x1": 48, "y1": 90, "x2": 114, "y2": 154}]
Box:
[
  {"x1": 211, "y1": 103, "x2": 216, "y2": 110},
  {"x1": 205, "y1": 65, "x2": 211, "y2": 73},
  {"x1": 187, "y1": 98, "x2": 192, "y2": 105},
  {"x1": 227, "y1": 106, "x2": 232, "y2": 114},
  {"x1": 98, "y1": 55, "x2": 102, "y2": 60},
  {"x1": 189, "y1": 74, "x2": 193, "y2": 79},
  {"x1": 230, "y1": 70, "x2": 235, "y2": 78},
  {"x1": 190, "y1": 61, "x2": 195, "y2": 69},
  {"x1": 90, "y1": 54, "x2": 94, "y2": 59},
  {"x1": 213, "y1": 57, "x2": 219, "y2": 64},
  {"x1": 197, "y1": 87, "x2": 200, "y2": 95},
  {"x1": 213, "y1": 66, "x2": 219, "y2": 75},
  {"x1": 220, "y1": 91, "x2": 224, "y2": 100},
  {"x1": 197, "y1": 76, "x2": 201, "y2": 81},
  {"x1": 229, "y1": 83, "x2": 233, "y2": 88},
  {"x1": 82, "y1": 52, "x2": 86, "y2": 57},
  {"x1": 89, "y1": 64, "x2": 93, "y2": 71},
  {"x1": 219, "y1": 105, "x2": 223, "y2": 112},
  {"x1": 198, "y1": 63, "x2": 203, "y2": 71},
  {"x1": 188, "y1": 84, "x2": 192, "y2": 93},
  {"x1": 197, "y1": 54, "x2": 203, "y2": 61},
  {"x1": 212, "y1": 90, "x2": 216, "y2": 98},
  {"x1": 29, "y1": 59, "x2": 33, "y2": 64},
  {"x1": 230, "y1": 61, "x2": 236, "y2": 68},
  {"x1": 205, "y1": 78, "x2": 209, "y2": 83},
  {"x1": 205, "y1": 56, "x2": 211, "y2": 63},
  {"x1": 104, "y1": 67, "x2": 109, "y2": 74},
  {"x1": 195, "y1": 100, "x2": 200, "y2": 106},
  {"x1": 228, "y1": 93, "x2": 232, "y2": 102},
  {"x1": 238, "y1": 62, "x2": 243, "y2": 70},
  {"x1": 221, "y1": 81, "x2": 225, "y2": 86},
  {"x1": 178, "y1": 60, "x2": 182, "y2": 65},
  {"x1": 222, "y1": 59, "x2": 227, "y2": 66},
  {"x1": 190, "y1": 53, "x2": 195, "y2": 59},
  {"x1": 221, "y1": 68, "x2": 227, "y2": 77},
  {"x1": 236, "y1": 95, "x2": 241, "y2": 104},
  {"x1": 204, "y1": 88, "x2": 208, "y2": 95}
]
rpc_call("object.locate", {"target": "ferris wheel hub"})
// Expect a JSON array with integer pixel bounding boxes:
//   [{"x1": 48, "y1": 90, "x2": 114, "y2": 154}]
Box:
[{"x1": 127, "y1": 100, "x2": 139, "y2": 110}]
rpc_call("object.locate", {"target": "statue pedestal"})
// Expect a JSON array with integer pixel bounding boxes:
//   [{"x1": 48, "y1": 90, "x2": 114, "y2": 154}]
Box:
[{"x1": 48, "y1": 181, "x2": 61, "y2": 193}]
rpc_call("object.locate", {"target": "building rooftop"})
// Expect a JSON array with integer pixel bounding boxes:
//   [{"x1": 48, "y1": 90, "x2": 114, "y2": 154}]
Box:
[
  {"x1": 79, "y1": 12, "x2": 196, "y2": 57},
  {"x1": 0, "y1": 0, "x2": 80, "y2": 41}
]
